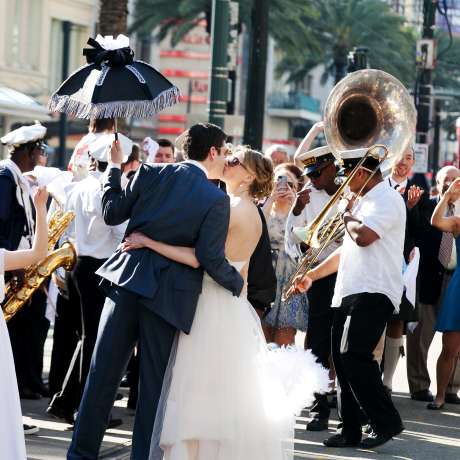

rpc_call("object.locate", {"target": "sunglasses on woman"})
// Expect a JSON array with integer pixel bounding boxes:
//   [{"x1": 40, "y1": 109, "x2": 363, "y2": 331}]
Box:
[{"x1": 227, "y1": 156, "x2": 249, "y2": 172}]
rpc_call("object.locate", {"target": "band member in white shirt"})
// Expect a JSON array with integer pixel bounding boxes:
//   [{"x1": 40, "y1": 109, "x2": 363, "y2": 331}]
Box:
[
  {"x1": 285, "y1": 142, "x2": 340, "y2": 432},
  {"x1": 291, "y1": 148, "x2": 406, "y2": 449},
  {"x1": 47, "y1": 140, "x2": 127, "y2": 424}
]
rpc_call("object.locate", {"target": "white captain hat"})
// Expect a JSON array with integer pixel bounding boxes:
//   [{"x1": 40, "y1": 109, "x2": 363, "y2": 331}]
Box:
[
  {"x1": 1, "y1": 121, "x2": 47, "y2": 151},
  {"x1": 337, "y1": 147, "x2": 386, "y2": 176},
  {"x1": 298, "y1": 145, "x2": 336, "y2": 175}
]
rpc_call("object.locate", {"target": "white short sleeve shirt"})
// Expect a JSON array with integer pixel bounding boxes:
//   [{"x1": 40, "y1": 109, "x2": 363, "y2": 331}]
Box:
[{"x1": 332, "y1": 181, "x2": 406, "y2": 312}]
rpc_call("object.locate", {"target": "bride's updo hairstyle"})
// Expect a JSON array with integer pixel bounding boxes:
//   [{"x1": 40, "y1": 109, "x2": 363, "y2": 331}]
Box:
[{"x1": 236, "y1": 146, "x2": 274, "y2": 200}]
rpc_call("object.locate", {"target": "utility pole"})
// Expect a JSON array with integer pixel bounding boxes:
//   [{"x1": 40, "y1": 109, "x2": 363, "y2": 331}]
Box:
[
  {"x1": 416, "y1": 0, "x2": 437, "y2": 171},
  {"x1": 242, "y1": 0, "x2": 269, "y2": 150},
  {"x1": 58, "y1": 21, "x2": 71, "y2": 169},
  {"x1": 208, "y1": 0, "x2": 230, "y2": 128}
]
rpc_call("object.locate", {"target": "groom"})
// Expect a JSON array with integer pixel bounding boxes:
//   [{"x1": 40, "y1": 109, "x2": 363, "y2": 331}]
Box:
[{"x1": 67, "y1": 123, "x2": 244, "y2": 460}]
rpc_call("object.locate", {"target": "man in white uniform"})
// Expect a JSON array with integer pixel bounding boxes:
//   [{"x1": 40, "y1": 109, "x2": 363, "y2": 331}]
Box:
[
  {"x1": 47, "y1": 140, "x2": 127, "y2": 424},
  {"x1": 285, "y1": 144, "x2": 340, "y2": 431}
]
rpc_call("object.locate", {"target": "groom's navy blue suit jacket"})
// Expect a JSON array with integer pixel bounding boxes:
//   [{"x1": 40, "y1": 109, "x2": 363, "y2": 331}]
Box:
[{"x1": 97, "y1": 162, "x2": 244, "y2": 333}]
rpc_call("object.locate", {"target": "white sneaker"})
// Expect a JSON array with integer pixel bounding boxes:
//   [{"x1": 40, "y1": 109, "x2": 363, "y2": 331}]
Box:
[{"x1": 23, "y1": 424, "x2": 39, "y2": 435}]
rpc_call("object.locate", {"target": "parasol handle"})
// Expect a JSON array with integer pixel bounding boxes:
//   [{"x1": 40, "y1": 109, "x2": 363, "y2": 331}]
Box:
[{"x1": 114, "y1": 118, "x2": 118, "y2": 141}]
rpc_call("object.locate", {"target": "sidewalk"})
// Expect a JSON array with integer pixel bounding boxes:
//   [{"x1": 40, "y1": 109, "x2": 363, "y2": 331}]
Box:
[{"x1": 24, "y1": 331, "x2": 460, "y2": 459}]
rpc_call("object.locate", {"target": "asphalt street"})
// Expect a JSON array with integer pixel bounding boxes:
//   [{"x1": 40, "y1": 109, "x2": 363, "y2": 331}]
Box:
[{"x1": 23, "y1": 331, "x2": 459, "y2": 460}]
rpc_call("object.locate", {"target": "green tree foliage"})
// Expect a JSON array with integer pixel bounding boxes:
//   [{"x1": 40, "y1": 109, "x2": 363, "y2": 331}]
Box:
[
  {"x1": 277, "y1": 0, "x2": 416, "y2": 86},
  {"x1": 131, "y1": 0, "x2": 319, "y2": 59}
]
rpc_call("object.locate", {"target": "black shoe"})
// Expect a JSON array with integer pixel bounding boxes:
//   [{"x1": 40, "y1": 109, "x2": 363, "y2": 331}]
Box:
[
  {"x1": 427, "y1": 401, "x2": 445, "y2": 410},
  {"x1": 306, "y1": 417, "x2": 328, "y2": 431},
  {"x1": 411, "y1": 389, "x2": 434, "y2": 402},
  {"x1": 46, "y1": 401, "x2": 75, "y2": 424},
  {"x1": 20, "y1": 387, "x2": 42, "y2": 400},
  {"x1": 323, "y1": 434, "x2": 360, "y2": 448},
  {"x1": 23, "y1": 424, "x2": 39, "y2": 435},
  {"x1": 107, "y1": 418, "x2": 123, "y2": 429},
  {"x1": 445, "y1": 393, "x2": 460, "y2": 404},
  {"x1": 359, "y1": 427, "x2": 404, "y2": 449}
]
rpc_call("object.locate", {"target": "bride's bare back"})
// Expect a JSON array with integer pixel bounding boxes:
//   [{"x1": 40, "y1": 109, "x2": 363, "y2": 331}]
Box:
[{"x1": 225, "y1": 196, "x2": 262, "y2": 279}]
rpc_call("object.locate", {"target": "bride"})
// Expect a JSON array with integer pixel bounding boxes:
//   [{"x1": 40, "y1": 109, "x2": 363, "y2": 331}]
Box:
[
  {"x1": 0, "y1": 187, "x2": 48, "y2": 460},
  {"x1": 122, "y1": 147, "x2": 329, "y2": 460}
]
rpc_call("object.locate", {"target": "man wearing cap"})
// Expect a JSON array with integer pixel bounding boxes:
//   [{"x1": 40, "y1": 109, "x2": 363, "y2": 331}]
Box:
[
  {"x1": 0, "y1": 122, "x2": 48, "y2": 433},
  {"x1": 286, "y1": 122, "x2": 340, "y2": 432},
  {"x1": 293, "y1": 147, "x2": 406, "y2": 449},
  {"x1": 47, "y1": 137, "x2": 127, "y2": 424}
]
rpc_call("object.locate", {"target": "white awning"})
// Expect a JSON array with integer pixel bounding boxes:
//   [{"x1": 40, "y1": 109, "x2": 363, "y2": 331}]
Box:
[{"x1": 0, "y1": 87, "x2": 50, "y2": 120}]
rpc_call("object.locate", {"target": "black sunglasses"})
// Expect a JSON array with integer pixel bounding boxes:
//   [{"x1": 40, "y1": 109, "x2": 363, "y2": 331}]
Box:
[
  {"x1": 34, "y1": 144, "x2": 48, "y2": 157},
  {"x1": 307, "y1": 168, "x2": 324, "y2": 179},
  {"x1": 227, "y1": 156, "x2": 249, "y2": 172},
  {"x1": 306, "y1": 162, "x2": 331, "y2": 179}
]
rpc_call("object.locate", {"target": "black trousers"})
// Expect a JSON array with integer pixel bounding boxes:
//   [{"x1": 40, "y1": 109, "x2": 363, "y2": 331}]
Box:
[
  {"x1": 8, "y1": 289, "x2": 49, "y2": 392},
  {"x1": 48, "y1": 274, "x2": 82, "y2": 397},
  {"x1": 332, "y1": 293, "x2": 403, "y2": 441},
  {"x1": 69, "y1": 256, "x2": 107, "y2": 408},
  {"x1": 306, "y1": 273, "x2": 336, "y2": 418}
]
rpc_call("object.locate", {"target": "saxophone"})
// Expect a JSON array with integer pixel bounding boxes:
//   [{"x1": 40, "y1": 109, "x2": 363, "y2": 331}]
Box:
[{"x1": 3, "y1": 209, "x2": 77, "y2": 322}]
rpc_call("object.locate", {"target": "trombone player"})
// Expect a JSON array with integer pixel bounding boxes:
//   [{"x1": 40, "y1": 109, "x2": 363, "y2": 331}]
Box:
[
  {"x1": 286, "y1": 123, "x2": 340, "y2": 432},
  {"x1": 290, "y1": 148, "x2": 406, "y2": 449}
]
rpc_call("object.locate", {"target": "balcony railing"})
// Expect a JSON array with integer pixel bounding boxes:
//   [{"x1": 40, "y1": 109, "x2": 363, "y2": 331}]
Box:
[{"x1": 268, "y1": 92, "x2": 321, "y2": 113}]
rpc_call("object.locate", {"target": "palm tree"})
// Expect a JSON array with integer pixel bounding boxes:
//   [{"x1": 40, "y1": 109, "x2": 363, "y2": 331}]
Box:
[
  {"x1": 99, "y1": 0, "x2": 129, "y2": 36},
  {"x1": 131, "y1": 0, "x2": 318, "y2": 61},
  {"x1": 278, "y1": 0, "x2": 416, "y2": 86}
]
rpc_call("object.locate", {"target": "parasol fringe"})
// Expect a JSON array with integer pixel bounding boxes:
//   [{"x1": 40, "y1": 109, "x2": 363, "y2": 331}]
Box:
[{"x1": 48, "y1": 86, "x2": 181, "y2": 119}]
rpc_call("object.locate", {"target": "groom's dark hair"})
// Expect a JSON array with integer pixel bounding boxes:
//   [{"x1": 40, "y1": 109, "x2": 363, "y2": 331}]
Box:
[{"x1": 183, "y1": 123, "x2": 227, "y2": 161}]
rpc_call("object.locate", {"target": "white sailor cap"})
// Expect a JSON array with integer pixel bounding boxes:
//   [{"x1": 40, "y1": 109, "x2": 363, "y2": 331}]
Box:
[
  {"x1": 1, "y1": 122, "x2": 47, "y2": 151},
  {"x1": 88, "y1": 133, "x2": 133, "y2": 163},
  {"x1": 337, "y1": 147, "x2": 385, "y2": 176},
  {"x1": 299, "y1": 145, "x2": 336, "y2": 175}
]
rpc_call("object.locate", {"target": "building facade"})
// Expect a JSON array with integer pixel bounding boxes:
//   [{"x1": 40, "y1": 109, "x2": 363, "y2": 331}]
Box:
[{"x1": 0, "y1": 0, "x2": 96, "y2": 156}]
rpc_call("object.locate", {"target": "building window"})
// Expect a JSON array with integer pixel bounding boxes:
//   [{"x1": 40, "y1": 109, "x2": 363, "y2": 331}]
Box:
[
  {"x1": 5, "y1": 0, "x2": 42, "y2": 71},
  {"x1": 294, "y1": 74, "x2": 313, "y2": 96},
  {"x1": 48, "y1": 20, "x2": 88, "y2": 93}
]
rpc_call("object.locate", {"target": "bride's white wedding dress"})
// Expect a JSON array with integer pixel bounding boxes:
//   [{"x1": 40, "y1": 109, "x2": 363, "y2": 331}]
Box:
[
  {"x1": 0, "y1": 249, "x2": 27, "y2": 459},
  {"x1": 150, "y1": 260, "x2": 329, "y2": 460}
]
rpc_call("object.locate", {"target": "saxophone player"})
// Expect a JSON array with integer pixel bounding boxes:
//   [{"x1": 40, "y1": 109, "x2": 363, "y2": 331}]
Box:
[
  {"x1": 285, "y1": 123, "x2": 340, "y2": 432},
  {"x1": 0, "y1": 123, "x2": 51, "y2": 404},
  {"x1": 291, "y1": 148, "x2": 406, "y2": 449}
]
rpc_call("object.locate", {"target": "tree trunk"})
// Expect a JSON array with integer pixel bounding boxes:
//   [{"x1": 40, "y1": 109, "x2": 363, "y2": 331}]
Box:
[
  {"x1": 98, "y1": 0, "x2": 129, "y2": 133},
  {"x1": 333, "y1": 44, "x2": 348, "y2": 84},
  {"x1": 243, "y1": 0, "x2": 269, "y2": 151},
  {"x1": 98, "y1": 0, "x2": 128, "y2": 36}
]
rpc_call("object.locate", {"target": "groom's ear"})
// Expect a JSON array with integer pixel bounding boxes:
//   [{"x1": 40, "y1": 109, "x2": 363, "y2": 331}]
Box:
[{"x1": 208, "y1": 146, "x2": 217, "y2": 161}]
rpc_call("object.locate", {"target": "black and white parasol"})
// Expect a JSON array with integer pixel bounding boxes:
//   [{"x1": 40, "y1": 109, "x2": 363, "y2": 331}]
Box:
[{"x1": 48, "y1": 35, "x2": 181, "y2": 119}]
